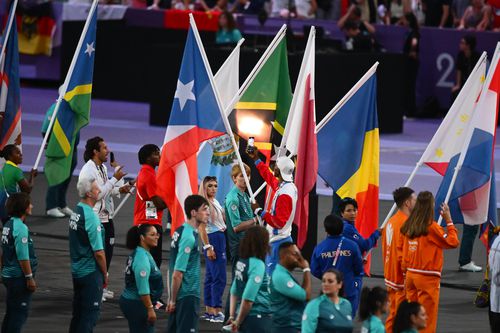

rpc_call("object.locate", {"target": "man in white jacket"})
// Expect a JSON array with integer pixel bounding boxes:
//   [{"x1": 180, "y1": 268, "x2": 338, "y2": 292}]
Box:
[{"x1": 78, "y1": 136, "x2": 131, "y2": 300}]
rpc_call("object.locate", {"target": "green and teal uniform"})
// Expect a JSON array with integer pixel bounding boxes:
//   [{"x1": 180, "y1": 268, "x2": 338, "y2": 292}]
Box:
[
  {"x1": 68, "y1": 202, "x2": 105, "y2": 333},
  {"x1": 0, "y1": 161, "x2": 24, "y2": 222},
  {"x1": 224, "y1": 185, "x2": 255, "y2": 317},
  {"x1": 230, "y1": 257, "x2": 272, "y2": 332},
  {"x1": 270, "y1": 264, "x2": 306, "y2": 332},
  {"x1": 225, "y1": 185, "x2": 254, "y2": 261},
  {"x1": 302, "y1": 295, "x2": 353, "y2": 333},
  {"x1": 167, "y1": 222, "x2": 201, "y2": 333},
  {"x1": 1, "y1": 217, "x2": 37, "y2": 332},
  {"x1": 120, "y1": 246, "x2": 163, "y2": 333},
  {"x1": 361, "y1": 315, "x2": 385, "y2": 333}
]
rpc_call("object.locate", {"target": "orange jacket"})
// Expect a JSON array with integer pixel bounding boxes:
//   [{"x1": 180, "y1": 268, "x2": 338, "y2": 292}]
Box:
[
  {"x1": 400, "y1": 221, "x2": 459, "y2": 277},
  {"x1": 382, "y1": 210, "x2": 408, "y2": 290}
]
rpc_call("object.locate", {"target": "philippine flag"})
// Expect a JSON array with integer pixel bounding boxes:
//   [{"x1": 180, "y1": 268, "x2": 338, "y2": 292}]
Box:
[
  {"x1": 434, "y1": 43, "x2": 500, "y2": 226},
  {"x1": 157, "y1": 22, "x2": 226, "y2": 234}
]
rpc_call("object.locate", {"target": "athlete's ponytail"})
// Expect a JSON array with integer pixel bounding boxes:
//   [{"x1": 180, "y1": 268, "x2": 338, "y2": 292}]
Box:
[
  {"x1": 125, "y1": 224, "x2": 154, "y2": 249},
  {"x1": 358, "y1": 286, "x2": 388, "y2": 321}
]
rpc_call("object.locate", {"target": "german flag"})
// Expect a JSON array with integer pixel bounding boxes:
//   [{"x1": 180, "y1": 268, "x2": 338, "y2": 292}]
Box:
[{"x1": 16, "y1": 2, "x2": 55, "y2": 56}]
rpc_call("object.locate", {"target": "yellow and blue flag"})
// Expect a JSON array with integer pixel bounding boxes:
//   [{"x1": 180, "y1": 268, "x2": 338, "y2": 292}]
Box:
[
  {"x1": 44, "y1": 4, "x2": 96, "y2": 185},
  {"x1": 317, "y1": 72, "x2": 379, "y2": 272}
]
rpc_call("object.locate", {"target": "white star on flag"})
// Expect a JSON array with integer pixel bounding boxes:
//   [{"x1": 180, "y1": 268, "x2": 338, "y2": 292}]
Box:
[
  {"x1": 85, "y1": 42, "x2": 95, "y2": 57},
  {"x1": 174, "y1": 80, "x2": 196, "y2": 111}
]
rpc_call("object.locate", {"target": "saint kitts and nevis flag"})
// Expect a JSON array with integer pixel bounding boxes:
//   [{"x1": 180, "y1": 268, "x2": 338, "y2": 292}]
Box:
[
  {"x1": 157, "y1": 20, "x2": 226, "y2": 234},
  {"x1": 432, "y1": 44, "x2": 500, "y2": 249},
  {"x1": 0, "y1": 1, "x2": 22, "y2": 150},
  {"x1": 44, "y1": 2, "x2": 97, "y2": 185},
  {"x1": 229, "y1": 33, "x2": 292, "y2": 164},
  {"x1": 317, "y1": 67, "x2": 379, "y2": 273},
  {"x1": 228, "y1": 31, "x2": 292, "y2": 206},
  {"x1": 280, "y1": 27, "x2": 318, "y2": 248}
]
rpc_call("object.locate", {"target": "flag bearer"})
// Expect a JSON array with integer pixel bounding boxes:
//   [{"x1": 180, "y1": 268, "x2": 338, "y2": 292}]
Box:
[
  {"x1": 310, "y1": 214, "x2": 363, "y2": 316},
  {"x1": 400, "y1": 191, "x2": 459, "y2": 333},
  {"x1": 382, "y1": 187, "x2": 416, "y2": 333},
  {"x1": 247, "y1": 147, "x2": 298, "y2": 275}
]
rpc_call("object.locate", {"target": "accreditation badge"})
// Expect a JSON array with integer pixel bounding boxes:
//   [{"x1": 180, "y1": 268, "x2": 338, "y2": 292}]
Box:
[{"x1": 145, "y1": 201, "x2": 158, "y2": 219}]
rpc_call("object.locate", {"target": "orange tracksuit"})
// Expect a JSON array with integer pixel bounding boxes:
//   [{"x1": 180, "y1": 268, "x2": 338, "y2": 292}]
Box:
[
  {"x1": 401, "y1": 221, "x2": 459, "y2": 333},
  {"x1": 381, "y1": 210, "x2": 408, "y2": 333}
]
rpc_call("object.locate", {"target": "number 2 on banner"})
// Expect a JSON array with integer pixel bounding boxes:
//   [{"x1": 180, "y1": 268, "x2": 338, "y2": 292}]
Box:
[{"x1": 436, "y1": 53, "x2": 455, "y2": 88}]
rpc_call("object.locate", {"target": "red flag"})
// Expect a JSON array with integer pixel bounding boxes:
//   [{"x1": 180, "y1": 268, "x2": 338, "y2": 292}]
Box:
[
  {"x1": 294, "y1": 74, "x2": 318, "y2": 248},
  {"x1": 282, "y1": 28, "x2": 317, "y2": 248}
]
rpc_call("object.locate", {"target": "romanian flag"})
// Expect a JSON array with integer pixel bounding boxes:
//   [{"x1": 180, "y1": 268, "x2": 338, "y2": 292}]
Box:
[
  {"x1": 44, "y1": 3, "x2": 97, "y2": 186},
  {"x1": 317, "y1": 71, "x2": 379, "y2": 273},
  {"x1": 16, "y1": 2, "x2": 55, "y2": 56}
]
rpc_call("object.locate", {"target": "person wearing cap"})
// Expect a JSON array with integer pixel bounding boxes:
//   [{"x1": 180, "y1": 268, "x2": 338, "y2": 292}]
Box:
[{"x1": 246, "y1": 147, "x2": 298, "y2": 275}]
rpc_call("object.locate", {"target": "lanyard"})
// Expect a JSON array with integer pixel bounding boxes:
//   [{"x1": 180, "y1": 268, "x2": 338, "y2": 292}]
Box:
[{"x1": 332, "y1": 237, "x2": 344, "y2": 267}]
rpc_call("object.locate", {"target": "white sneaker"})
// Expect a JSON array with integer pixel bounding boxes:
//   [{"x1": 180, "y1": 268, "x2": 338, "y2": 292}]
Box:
[
  {"x1": 103, "y1": 288, "x2": 114, "y2": 299},
  {"x1": 46, "y1": 208, "x2": 65, "y2": 218},
  {"x1": 59, "y1": 206, "x2": 74, "y2": 217},
  {"x1": 459, "y1": 261, "x2": 483, "y2": 272}
]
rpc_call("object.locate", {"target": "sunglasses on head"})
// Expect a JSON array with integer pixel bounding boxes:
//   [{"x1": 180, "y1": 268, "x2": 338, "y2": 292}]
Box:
[{"x1": 204, "y1": 176, "x2": 217, "y2": 182}]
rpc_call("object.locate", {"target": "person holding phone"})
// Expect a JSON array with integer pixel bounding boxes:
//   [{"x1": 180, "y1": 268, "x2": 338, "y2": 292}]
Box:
[
  {"x1": 246, "y1": 145, "x2": 298, "y2": 276},
  {"x1": 78, "y1": 137, "x2": 131, "y2": 301}
]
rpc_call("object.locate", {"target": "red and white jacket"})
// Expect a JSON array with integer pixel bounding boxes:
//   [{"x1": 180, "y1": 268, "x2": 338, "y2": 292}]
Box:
[{"x1": 256, "y1": 160, "x2": 297, "y2": 243}]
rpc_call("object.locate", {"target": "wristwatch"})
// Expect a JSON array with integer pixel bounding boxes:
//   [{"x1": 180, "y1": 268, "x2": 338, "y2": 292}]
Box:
[{"x1": 203, "y1": 244, "x2": 214, "y2": 251}]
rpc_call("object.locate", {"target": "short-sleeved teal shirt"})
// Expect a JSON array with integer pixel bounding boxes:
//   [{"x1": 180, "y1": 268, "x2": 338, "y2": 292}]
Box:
[
  {"x1": 302, "y1": 295, "x2": 353, "y2": 333},
  {"x1": 230, "y1": 257, "x2": 271, "y2": 316},
  {"x1": 361, "y1": 315, "x2": 385, "y2": 333},
  {"x1": 169, "y1": 222, "x2": 201, "y2": 300},
  {"x1": 122, "y1": 246, "x2": 163, "y2": 302},
  {"x1": 225, "y1": 186, "x2": 254, "y2": 256},
  {"x1": 271, "y1": 264, "x2": 307, "y2": 329},
  {"x1": 1, "y1": 217, "x2": 38, "y2": 278},
  {"x1": 69, "y1": 202, "x2": 105, "y2": 278}
]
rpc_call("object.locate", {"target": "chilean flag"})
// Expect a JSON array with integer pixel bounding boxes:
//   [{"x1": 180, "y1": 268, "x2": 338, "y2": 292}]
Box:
[
  {"x1": 434, "y1": 44, "x2": 500, "y2": 227},
  {"x1": 0, "y1": 9, "x2": 22, "y2": 150},
  {"x1": 157, "y1": 23, "x2": 226, "y2": 234}
]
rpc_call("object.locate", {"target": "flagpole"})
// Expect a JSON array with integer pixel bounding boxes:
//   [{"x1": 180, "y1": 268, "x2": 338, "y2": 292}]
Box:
[
  {"x1": 316, "y1": 62, "x2": 379, "y2": 133},
  {"x1": 197, "y1": 38, "x2": 245, "y2": 157},
  {"x1": 110, "y1": 186, "x2": 135, "y2": 217},
  {"x1": 278, "y1": 27, "x2": 315, "y2": 158},
  {"x1": 0, "y1": 0, "x2": 18, "y2": 68},
  {"x1": 250, "y1": 28, "x2": 315, "y2": 201},
  {"x1": 33, "y1": 0, "x2": 99, "y2": 171},
  {"x1": 436, "y1": 45, "x2": 500, "y2": 225},
  {"x1": 189, "y1": 14, "x2": 256, "y2": 201}
]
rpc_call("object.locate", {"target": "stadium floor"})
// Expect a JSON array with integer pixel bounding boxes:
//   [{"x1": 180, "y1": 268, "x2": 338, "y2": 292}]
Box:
[{"x1": 0, "y1": 175, "x2": 491, "y2": 332}]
